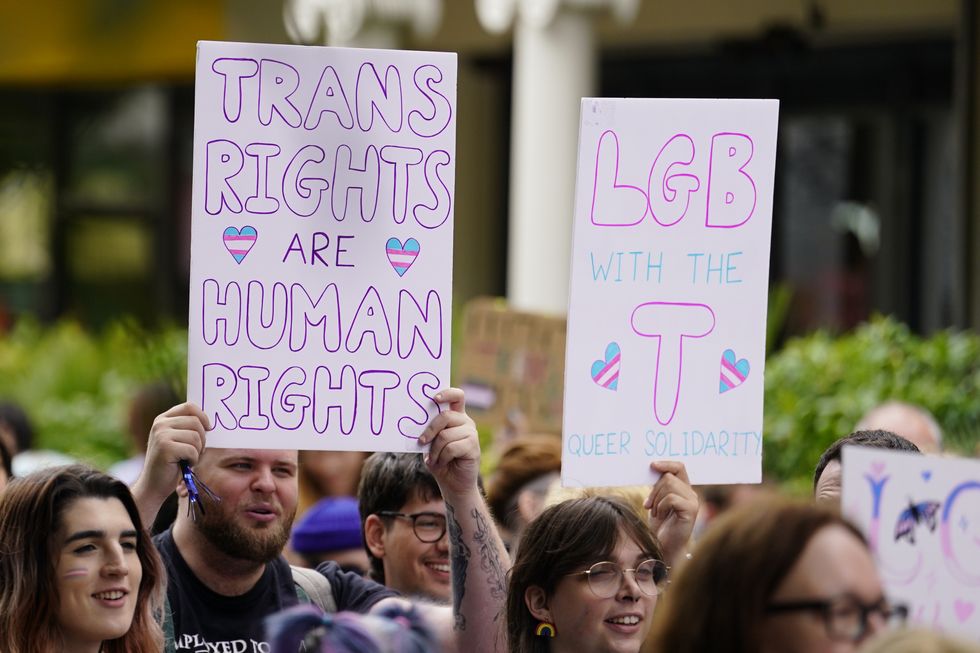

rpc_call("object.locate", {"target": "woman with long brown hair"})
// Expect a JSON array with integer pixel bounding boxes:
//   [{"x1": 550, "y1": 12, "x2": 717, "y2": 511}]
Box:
[
  {"x1": 0, "y1": 464, "x2": 165, "y2": 652},
  {"x1": 644, "y1": 498, "x2": 906, "y2": 653}
]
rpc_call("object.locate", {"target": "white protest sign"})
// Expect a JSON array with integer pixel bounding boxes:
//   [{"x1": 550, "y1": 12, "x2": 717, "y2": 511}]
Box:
[
  {"x1": 188, "y1": 41, "x2": 456, "y2": 451},
  {"x1": 842, "y1": 446, "x2": 980, "y2": 640},
  {"x1": 562, "y1": 98, "x2": 778, "y2": 486}
]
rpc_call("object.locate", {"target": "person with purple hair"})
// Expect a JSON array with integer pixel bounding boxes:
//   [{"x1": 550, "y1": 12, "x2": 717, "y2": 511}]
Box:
[{"x1": 266, "y1": 602, "x2": 436, "y2": 653}]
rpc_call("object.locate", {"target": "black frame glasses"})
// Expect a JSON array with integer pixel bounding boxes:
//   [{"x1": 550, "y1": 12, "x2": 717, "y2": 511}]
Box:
[
  {"x1": 567, "y1": 559, "x2": 669, "y2": 598},
  {"x1": 377, "y1": 511, "x2": 447, "y2": 543},
  {"x1": 766, "y1": 595, "x2": 909, "y2": 642}
]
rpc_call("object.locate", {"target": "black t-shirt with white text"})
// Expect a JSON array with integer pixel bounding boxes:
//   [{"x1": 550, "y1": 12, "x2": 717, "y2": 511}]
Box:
[{"x1": 154, "y1": 528, "x2": 397, "y2": 653}]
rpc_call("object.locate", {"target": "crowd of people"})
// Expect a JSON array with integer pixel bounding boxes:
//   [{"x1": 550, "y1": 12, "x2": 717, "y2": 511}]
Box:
[{"x1": 0, "y1": 391, "x2": 976, "y2": 652}]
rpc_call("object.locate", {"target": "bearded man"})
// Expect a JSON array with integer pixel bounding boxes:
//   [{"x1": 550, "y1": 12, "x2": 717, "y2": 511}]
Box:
[{"x1": 134, "y1": 394, "x2": 510, "y2": 653}]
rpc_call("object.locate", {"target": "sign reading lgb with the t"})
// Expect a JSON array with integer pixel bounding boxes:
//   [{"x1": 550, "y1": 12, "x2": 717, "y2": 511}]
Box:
[{"x1": 562, "y1": 98, "x2": 778, "y2": 487}]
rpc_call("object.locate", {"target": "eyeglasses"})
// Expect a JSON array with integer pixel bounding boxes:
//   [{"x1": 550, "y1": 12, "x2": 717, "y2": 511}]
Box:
[
  {"x1": 766, "y1": 595, "x2": 908, "y2": 642},
  {"x1": 568, "y1": 559, "x2": 669, "y2": 598},
  {"x1": 377, "y1": 511, "x2": 447, "y2": 543}
]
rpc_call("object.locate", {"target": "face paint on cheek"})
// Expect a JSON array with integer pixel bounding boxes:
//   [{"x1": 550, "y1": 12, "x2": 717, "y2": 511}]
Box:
[{"x1": 62, "y1": 568, "x2": 89, "y2": 579}]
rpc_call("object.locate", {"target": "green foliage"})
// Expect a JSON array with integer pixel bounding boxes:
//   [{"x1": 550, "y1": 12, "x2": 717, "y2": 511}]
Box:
[
  {"x1": 763, "y1": 316, "x2": 980, "y2": 493},
  {"x1": 0, "y1": 318, "x2": 187, "y2": 470}
]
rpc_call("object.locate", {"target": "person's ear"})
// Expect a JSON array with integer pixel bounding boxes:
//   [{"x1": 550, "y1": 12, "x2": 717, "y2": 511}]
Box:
[
  {"x1": 524, "y1": 585, "x2": 553, "y2": 623},
  {"x1": 363, "y1": 514, "x2": 387, "y2": 558},
  {"x1": 516, "y1": 489, "x2": 540, "y2": 525}
]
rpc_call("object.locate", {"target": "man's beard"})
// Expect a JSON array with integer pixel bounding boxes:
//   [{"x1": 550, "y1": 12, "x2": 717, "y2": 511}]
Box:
[{"x1": 195, "y1": 501, "x2": 295, "y2": 563}]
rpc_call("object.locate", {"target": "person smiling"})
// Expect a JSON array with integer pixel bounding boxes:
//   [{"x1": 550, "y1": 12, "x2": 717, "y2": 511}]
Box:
[
  {"x1": 358, "y1": 452, "x2": 452, "y2": 602},
  {"x1": 0, "y1": 464, "x2": 164, "y2": 653},
  {"x1": 507, "y1": 496, "x2": 669, "y2": 653}
]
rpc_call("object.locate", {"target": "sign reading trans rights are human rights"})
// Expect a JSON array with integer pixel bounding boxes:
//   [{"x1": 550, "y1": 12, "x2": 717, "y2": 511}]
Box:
[
  {"x1": 562, "y1": 98, "x2": 778, "y2": 486},
  {"x1": 187, "y1": 41, "x2": 457, "y2": 451}
]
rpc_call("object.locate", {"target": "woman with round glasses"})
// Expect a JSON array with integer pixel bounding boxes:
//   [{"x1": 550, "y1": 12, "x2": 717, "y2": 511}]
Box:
[
  {"x1": 644, "y1": 498, "x2": 906, "y2": 653},
  {"x1": 506, "y1": 496, "x2": 669, "y2": 653}
]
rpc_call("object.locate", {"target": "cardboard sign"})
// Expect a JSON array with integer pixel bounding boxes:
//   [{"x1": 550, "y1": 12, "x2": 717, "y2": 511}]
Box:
[
  {"x1": 187, "y1": 41, "x2": 457, "y2": 451},
  {"x1": 562, "y1": 98, "x2": 778, "y2": 486},
  {"x1": 457, "y1": 298, "x2": 566, "y2": 436},
  {"x1": 842, "y1": 446, "x2": 980, "y2": 640}
]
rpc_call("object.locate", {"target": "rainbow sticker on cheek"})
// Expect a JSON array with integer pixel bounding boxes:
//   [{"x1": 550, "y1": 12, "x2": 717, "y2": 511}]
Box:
[{"x1": 535, "y1": 623, "x2": 556, "y2": 638}]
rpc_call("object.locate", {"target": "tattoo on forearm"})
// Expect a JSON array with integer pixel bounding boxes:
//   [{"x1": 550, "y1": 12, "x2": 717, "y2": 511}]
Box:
[
  {"x1": 447, "y1": 503, "x2": 470, "y2": 631},
  {"x1": 471, "y1": 508, "x2": 507, "y2": 602}
]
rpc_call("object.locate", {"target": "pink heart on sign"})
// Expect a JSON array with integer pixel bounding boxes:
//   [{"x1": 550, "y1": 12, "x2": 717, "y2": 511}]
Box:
[
  {"x1": 870, "y1": 461, "x2": 886, "y2": 477},
  {"x1": 223, "y1": 226, "x2": 257, "y2": 264},
  {"x1": 955, "y1": 599, "x2": 975, "y2": 623}
]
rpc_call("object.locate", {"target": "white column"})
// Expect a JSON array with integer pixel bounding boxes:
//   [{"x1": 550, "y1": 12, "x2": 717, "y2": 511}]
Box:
[
  {"x1": 477, "y1": 0, "x2": 637, "y2": 315},
  {"x1": 283, "y1": 0, "x2": 442, "y2": 48}
]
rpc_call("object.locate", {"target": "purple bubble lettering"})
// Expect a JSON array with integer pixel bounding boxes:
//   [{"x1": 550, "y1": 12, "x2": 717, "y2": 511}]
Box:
[
  {"x1": 244, "y1": 143, "x2": 282, "y2": 214},
  {"x1": 398, "y1": 371, "x2": 441, "y2": 438},
  {"x1": 355, "y1": 63, "x2": 404, "y2": 133},
  {"x1": 312, "y1": 364, "x2": 357, "y2": 436},
  {"x1": 238, "y1": 366, "x2": 271, "y2": 429},
  {"x1": 282, "y1": 144, "x2": 328, "y2": 217},
  {"x1": 647, "y1": 134, "x2": 700, "y2": 227},
  {"x1": 408, "y1": 64, "x2": 452, "y2": 138},
  {"x1": 413, "y1": 149, "x2": 451, "y2": 229},
  {"x1": 630, "y1": 302, "x2": 716, "y2": 425},
  {"x1": 258, "y1": 59, "x2": 302, "y2": 128},
  {"x1": 205, "y1": 140, "x2": 245, "y2": 215},
  {"x1": 211, "y1": 58, "x2": 258, "y2": 123},
  {"x1": 358, "y1": 370, "x2": 400, "y2": 435},
  {"x1": 331, "y1": 144, "x2": 380, "y2": 222},
  {"x1": 202, "y1": 279, "x2": 241, "y2": 346},
  {"x1": 380, "y1": 146, "x2": 424, "y2": 224},
  {"x1": 397, "y1": 289, "x2": 443, "y2": 360},
  {"x1": 706, "y1": 133, "x2": 756, "y2": 228},
  {"x1": 304, "y1": 64, "x2": 354, "y2": 130},
  {"x1": 245, "y1": 281, "x2": 288, "y2": 350},
  {"x1": 591, "y1": 130, "x2": 647, "y2": 227},
  {"x1": 346, "y1": 285, "x2": 392, "y2": 355},
  {"x1": 202, "y1": 363, "x2": 239, "y2": 430},
  {"x1": 289, "y1": 282, "x2": 342, "y2": 353},
  {"x1": 270, "y1": 366, "x2": 310, "y2": 430},
  {"x1": 941, "y1": 481, "x2": 980, "y2": 585}
]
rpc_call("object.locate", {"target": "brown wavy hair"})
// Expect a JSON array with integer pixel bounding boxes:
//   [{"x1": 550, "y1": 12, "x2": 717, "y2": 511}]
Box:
[
  {"x1": 506, "y1": 496, "x2": 664, "y2": 653},
  {"x1": 0, "y1": 464, "x2": 164, "y2": 653},
  {"x1": 643, "y1": 498, "x2": 866, "y2": 653}
]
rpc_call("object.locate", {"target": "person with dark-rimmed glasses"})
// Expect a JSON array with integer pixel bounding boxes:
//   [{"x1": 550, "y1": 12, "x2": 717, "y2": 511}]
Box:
[
  {"x1": 766, "y1": 594, "x2": 908, "y2": 643},
  {"x1": 644, "y1": 498, "x2": 907, "y2": 653},
  {"x1": 358, "y1": 452, "x2": 453, "y2": 602}
]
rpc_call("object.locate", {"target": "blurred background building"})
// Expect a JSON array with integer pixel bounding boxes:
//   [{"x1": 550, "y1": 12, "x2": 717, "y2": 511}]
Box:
[{"x1": 0, "y1": 0, "x2": 977, "y2": 339}]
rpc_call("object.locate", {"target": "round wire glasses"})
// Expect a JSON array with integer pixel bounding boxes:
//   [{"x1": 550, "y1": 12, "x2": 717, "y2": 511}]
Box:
[{"x1": 568, "y1": 559, "x2": 670, "y2": 598}]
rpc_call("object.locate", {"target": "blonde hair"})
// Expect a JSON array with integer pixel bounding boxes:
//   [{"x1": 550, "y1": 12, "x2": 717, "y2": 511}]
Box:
[{"x1": 543, "y1": 484, "x2": 649, "y2": 521}]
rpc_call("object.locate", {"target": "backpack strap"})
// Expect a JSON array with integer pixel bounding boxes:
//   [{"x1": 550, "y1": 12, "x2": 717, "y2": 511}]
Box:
[
  {"x1": 291, "y1": 565, "x2": 338, "y2": 614},
  {"x1": 162, "y1": 596, "x2": 176, "y2": 653}
]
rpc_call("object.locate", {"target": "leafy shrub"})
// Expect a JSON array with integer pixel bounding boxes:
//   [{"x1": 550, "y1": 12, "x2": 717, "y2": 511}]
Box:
[
  {"x1": 763, "y1": 316, "x2": 980, "y2": 493},
  {"x1": 0, "y1": 318, "x2": 187, "y2": 470}
]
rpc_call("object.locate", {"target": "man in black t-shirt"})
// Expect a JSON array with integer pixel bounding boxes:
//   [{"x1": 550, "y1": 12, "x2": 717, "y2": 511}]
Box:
[{"x1": 133, "y1": 388, "x2": 510, "y2": 653}]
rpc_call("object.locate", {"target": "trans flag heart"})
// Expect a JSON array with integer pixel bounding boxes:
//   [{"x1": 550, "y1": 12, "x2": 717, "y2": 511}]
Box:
[
  {"x1": 591, "y1": 342, "x2": 621, "y2": 391},
  {"x1": 223, "y1": 226, "x2": 257, "y2": 264},
  {"x1": 386, "y1": 237, "x2": 420, "y2": 277},
  {"x1": 719, "y1": 348, "x2": 750, "y2": 393}
]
